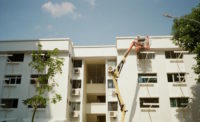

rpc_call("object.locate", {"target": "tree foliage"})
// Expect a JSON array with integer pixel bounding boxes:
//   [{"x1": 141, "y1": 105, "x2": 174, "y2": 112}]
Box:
[
  {"x1": 172, "y1": 3, "x2": 200, "y2": 82},
  {"x1": 23, "y1": 44, "x2": 64, "y2": 122}
]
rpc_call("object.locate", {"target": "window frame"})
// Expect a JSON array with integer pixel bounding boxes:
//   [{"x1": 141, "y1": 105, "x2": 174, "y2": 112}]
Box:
[
  {"x1": 107, "y1": 59, "x2": 117, "y2": 67},
  {"x1": 108, "y1": 102, "x2": 118, "y2": 111},
  {"x1": 167, "y1": 73, "x2": 186, "y2": 83},
  {"x1": 28, "y1": 104, "x2": 46, "y2": 108},
  {"x1": 73, "y1": 60, "x2": 82, "y2": 68},
  {"x1": 0, "y1": 98, "x2": 18, "y2": 108},
  {"x1": 32, "y1": 53, "x2": 50, "y2": 62},
  {"x1": 140, "y1": 97, "x2": 159, "y2": 108},
  {"x1": 138, "y1": 73, "x2": 157, "y2": 83},
  {"x1": 7, "y1": 54, "x2": 24, "y2": 62},
  {"x1": 30, "y1": 74, "x2": 48, "y2": 84},
  {"x1": 165, "y1": 51, "x2": 183, "y2": 59},
  {"x1": 137, "y1": 52, "x2": 155, "y2": 59},
  {"x1": 72, "y1": 80, "x2": 81, "y2": 89},
  {"x1": 108, "y1": 79, "x2": 115, "y2": 88},
  {"x1": 71, "y1": 102, "x2": 80, "y2": 111},
  {"x1": 170, "y1": 97, "x2": 189, "y2": 108},
  {"x1": 4, "y1": 75, "x2": 22, "y2": 85}
]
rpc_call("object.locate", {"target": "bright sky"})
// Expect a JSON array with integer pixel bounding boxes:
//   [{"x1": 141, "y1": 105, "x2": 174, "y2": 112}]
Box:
[{"x1": 0, "y1": 0, "x2": 199, "y2": 45}]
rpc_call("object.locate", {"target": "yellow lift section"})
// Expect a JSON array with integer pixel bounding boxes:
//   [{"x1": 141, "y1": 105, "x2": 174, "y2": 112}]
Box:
[{"x1": 108, "y1": 36, "x2": 150, "y2": 122}]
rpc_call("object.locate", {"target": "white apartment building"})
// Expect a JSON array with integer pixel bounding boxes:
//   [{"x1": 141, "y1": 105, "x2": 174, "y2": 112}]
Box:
[{"x1": 0, "y1": 36, "x2": 198, "y2": 122}]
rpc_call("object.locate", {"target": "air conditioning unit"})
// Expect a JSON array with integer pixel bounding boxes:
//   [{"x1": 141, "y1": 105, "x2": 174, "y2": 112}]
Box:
[
  {"x1": 74, "y1": 68, "x2": 80, "y2": 74},
  {"x1": 71, "y1": 111, "x2": 79, "y2": 117},
  {"x1": 110, "y1": 111, "x2": 117, "y2": 118},
  {"x1": 71, "y1": 89, "x2": 80, "y2": 96}
]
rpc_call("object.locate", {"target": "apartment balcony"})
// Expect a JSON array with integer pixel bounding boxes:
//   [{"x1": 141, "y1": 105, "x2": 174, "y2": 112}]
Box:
[
  {"x1": 86, "y1": 84, "x2": 105, "y2": 94},
  {"x1": 86, "y1": 63, "x2": 106, "y2": 93},
  {"x1": 86, "y1": 103, "x2": 106, "y2": 114}
]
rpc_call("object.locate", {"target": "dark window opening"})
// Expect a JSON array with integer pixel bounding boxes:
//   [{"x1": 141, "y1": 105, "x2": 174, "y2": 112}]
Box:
[
  {"x1": 32, "y1": 53, "x2": 50, "y2": 62},
  {"x1": 7, "y1": 54, "x2": 24, "y2": 62},
  {"x1": 165, "y1": 51, "x2": 183, "y2": 59},
  {"x1": 72, "y1": 80, "x2": 81, "y2": 89},
  {"x1": 108, "y1": 79, "x2": 115, "y2": 88},
  {"x1": 28, "y1": 104, "x2": 46, "y2": 108},
  {"x1": 167, "y1": 73, "x2": 185, "y2": 82},
  {"x1": 138, "y1": 73, "x2": 157, "y2": 83},
  {"x1": 71, "y1": 102, "x2": 80, "y2": 111},
  {"x1": 30, "y1": 74, "x2": 48, "y2": 84},
  {"x1": 170, "y1": 98, "x2": 189, "y2": 107},
  {"x1": 4, "y1": 75, "x2": 21, "y2": 84},
  {"x1": 73, "y1": 60, "x2": 82, "y2": 68},
  {"x1": 1, "y1": 99, "x2": 18, "y2": 108},
  {"x1": 137, "y1": 53, "x2": 155, "y2": 59},
  {"x1": 140, "y1": 98, "x2": 159, "y2": 108},
  {"x1": 108, "y1": 102, "x2": 118, "y2": 111}
]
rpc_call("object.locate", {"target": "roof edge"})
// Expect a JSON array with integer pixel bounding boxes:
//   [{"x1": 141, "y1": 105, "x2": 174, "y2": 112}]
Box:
[
  {"x1": 74, "y1": 45, "x2": 116, "y2": 48},
  {"x1": 0, "y1": 38, "x2": 71, "y2": 42},
  {"x1": 116, "y1": 35, "x2": 173, "y2": 39}
]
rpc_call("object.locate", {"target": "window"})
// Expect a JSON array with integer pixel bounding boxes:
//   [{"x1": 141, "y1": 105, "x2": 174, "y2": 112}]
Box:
[
  {"x1": 108, "y1": 102, "x2": 118, "y2": 111},
  {"x1": 73, "y1": 60, "x2": 82, "y2": 68},
  {"x1": 170, "y1": 98, "x2": 189, "y2": 107},
  {"x1": 28, "y1": 104, "x2": 46, "y2": 108},
  {"x1": 167, "y1": 73, "x2": 185, "y2": 82},
  {"x1": 7, "y1": 54, "x2": 24, "y2": 62},
  {"x1": 107, "y1": 60, "x2": 116, "y2": 67},
  {"x1": 108, "y1": 79, "x2": 115, "y2": 88},
  {"x1": 32, "y1": 53, "x2": 49, "y2": 62},
  {"x1": 165, "y1": 51, "x2": 183, "y2": 59},
  {"x1": 1, "y1": 99, "x2": 18, "y2": 108},
  {"x1": 138, "y1": 73, "x2": 157, "y2": 83},
  {"x1": 140, "y1": 98, "x2": 159, "y2": 108},
  {"x1": 71, "y1": 102, "x2": 80, "y2": 111},
  {"x1": 30, "y1": 74, "x2": 48, "y2": 84},
  {"x1": 137, "y1": 53, "x2": 155, "y2": 59},
  {"x1": 72, "y1": 80, "x2": 81, "y2": 89},
  {"x1": 4, "y1": 75, "x2": 21, "y2": 85}
]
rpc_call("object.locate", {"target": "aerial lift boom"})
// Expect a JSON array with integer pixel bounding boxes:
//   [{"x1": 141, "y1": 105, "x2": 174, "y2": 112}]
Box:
[{"x1": 108, "y1": 36, "x2": 150, "y2": 122}]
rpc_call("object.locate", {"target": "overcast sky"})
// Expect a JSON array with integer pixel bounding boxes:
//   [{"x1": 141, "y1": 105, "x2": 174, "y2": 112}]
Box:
[{"x1": 0, "y1": 0, "x2": 199, "y2": 45}]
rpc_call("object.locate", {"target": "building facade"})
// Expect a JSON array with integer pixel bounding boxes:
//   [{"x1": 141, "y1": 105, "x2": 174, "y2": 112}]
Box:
[{"x1": 0, "y1": 36, "x2": 198, "y2": 122}]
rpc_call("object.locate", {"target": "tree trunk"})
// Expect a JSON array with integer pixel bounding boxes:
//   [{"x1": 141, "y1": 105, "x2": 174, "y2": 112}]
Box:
[{"x1": 32, "y1": 107, "x2": 37, "y2": 122}]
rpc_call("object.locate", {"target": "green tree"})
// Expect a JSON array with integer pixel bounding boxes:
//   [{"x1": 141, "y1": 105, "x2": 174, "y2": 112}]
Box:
[
  {"x1": 172, "y1": 3, "x2": 200, "y2": 82},
  {"x1": 23, "y1": 44, "x2": 64, "y2": 122}
]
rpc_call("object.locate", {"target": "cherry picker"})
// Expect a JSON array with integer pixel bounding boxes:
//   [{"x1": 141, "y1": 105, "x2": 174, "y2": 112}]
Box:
[{"x1": 108, "y1": 36, "x2": 150, "y2": 122}]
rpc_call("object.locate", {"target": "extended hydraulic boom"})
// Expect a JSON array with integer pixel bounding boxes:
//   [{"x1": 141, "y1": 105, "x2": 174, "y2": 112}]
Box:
[{"x1": 108, "y1": 36, "x2": 150, "y2": 122}]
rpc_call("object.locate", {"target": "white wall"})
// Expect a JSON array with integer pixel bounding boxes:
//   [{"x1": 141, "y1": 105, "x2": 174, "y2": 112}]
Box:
[
  {"x1": 0, "y1": 40, "x2": 71, "y2": 122},
  {"x1": 0, "y1": 36, "x2": 198, "y2": 122},
  {"x1": 116, "y1": 36, "x2": 179, "y2": 50},
  {"x1": 115, "y1": 37, "x2": 196, "y2": 122},
  {"x1": 0, "y1": 39, "x2": 71, "y2": 52},
  {"x1": 73, "y1": 46, "x2": 117, "y2": 58}
]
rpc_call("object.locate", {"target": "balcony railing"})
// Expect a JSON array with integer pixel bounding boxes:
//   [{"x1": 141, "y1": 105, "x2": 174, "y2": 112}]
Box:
[
  {"x1": 86, "y1": 103, "x2": 106, "y2": 114},
  {"x1": 86, "y1": 84, "x2": 105, "y2": 93}
]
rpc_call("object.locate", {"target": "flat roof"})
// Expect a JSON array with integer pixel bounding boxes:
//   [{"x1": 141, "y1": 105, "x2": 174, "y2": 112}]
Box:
[
  {"x1": 0, "y1": 38, "x2": 71, "y2": 42},
  {"x1": 116, "y1": 35, "x2": 172, "y2": 39},
  {"x1": 74, "y1": 45, "x2": 116, "y2": 48}
]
